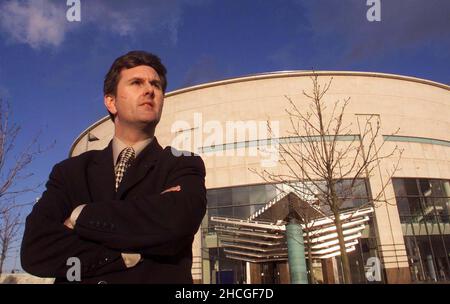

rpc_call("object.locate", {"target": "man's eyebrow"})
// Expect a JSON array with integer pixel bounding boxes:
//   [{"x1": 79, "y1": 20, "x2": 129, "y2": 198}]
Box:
[
  {"x1": 127, "y1": 77, "x2": 161, "y2": 84},
  {"x1": 128, "y1": 77, "x2": 144, "y2": 82}
]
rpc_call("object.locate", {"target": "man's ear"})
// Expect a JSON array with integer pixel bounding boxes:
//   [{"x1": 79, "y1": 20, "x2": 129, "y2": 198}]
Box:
[{"x1": 104, "y1": 95, "x2": 117, "y2": 116}]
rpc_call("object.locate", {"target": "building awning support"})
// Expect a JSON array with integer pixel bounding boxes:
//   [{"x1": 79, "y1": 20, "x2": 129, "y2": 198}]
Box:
[{"x1": 287, "y1": 217, "x2": 308, "y2": 284}]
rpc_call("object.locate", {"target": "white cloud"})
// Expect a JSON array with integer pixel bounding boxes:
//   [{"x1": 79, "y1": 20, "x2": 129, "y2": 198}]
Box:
[
  {"x1": 0, "y1": 0, "x2": 68, "y2": 49},
  {"x1": 0, "y1": 0, "x2": 210, "y2": 49}
]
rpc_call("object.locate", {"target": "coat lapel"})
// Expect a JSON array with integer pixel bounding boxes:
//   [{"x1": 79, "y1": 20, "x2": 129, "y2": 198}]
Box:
[
  {"x1": 87, "y1": 141, "x2": 116, "y2": 202},
  {"x1": 116, "y1": 137, "x2": 163, "y2": 199}
]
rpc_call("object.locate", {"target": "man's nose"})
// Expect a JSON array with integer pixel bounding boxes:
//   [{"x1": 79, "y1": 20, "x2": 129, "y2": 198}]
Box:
[{"x1": 144, "y1": 82, "x2": 155, "y2": 97}]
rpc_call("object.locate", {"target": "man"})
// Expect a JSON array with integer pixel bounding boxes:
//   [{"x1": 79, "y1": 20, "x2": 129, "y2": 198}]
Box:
[{"x1": 21, "y1": 51, "x2": 207, "y2": 284}]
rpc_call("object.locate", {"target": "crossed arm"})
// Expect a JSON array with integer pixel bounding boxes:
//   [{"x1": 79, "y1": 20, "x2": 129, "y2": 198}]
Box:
[
  {"x1": 63, "y1": 185, "x2": 182, "y2": 267},
  {"x1": 21, "y1": 156, "x2": 206, "y2": 279}
]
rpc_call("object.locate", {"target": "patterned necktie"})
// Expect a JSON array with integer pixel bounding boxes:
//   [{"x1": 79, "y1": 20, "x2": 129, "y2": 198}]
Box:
[{"x1": 115, "y1": 147, "x2": 135, "y2": 191}]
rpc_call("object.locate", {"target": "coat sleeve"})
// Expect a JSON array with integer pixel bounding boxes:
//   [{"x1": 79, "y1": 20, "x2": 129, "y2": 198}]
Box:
[
  {"x1": 20, "y1": 163, "x2": 127, "y2": 279},
  {"x1": 73, "y1": 155, "x2": 207, "y2": 257}
]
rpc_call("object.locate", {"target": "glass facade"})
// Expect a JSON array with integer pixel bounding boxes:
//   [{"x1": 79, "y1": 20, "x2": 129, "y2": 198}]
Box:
[
  {"x1": 202, "y1": 184, "x2": 278, "y2": 284},
  {"x1": 201, "y1": 180, "x2": 377, "y2": 284},
  {"x1": 393, "y1": 178, "x2": 450, "y2": 282}
]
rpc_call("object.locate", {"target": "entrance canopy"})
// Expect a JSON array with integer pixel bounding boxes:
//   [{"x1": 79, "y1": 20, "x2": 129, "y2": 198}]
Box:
[{"x1": 211, "y1": 192, "x2": 373, "y2": 262}]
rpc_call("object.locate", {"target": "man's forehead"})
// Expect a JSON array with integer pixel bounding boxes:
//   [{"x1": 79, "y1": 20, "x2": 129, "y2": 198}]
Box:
[{"x1": 120, "y1": 65, "x2": 160, "y2": 80}]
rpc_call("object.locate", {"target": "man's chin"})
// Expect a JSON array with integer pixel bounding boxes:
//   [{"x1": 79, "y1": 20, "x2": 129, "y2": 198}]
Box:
[{"x1": 138, "y1": 118, "x2": 160, "y2": 128}]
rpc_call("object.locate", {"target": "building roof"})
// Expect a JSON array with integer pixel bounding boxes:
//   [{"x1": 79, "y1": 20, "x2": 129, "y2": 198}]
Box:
[{"x1": 69, "y1": 70, "x2": 450, "y2": 156}]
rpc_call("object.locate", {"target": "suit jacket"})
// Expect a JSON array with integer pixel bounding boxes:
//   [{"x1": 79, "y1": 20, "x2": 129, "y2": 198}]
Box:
[{"x1": 20, "y1": 138, "x2": 207, "y2": 284}]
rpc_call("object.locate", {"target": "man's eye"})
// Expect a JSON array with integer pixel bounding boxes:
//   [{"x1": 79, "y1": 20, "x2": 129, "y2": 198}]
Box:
[{"x1": 131, "y1": 80, "x2": 141, "y2": 85}]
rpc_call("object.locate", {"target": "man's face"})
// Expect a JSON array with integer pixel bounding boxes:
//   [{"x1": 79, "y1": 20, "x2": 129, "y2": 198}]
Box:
[{"x1": 105, "y1": 65, "x2": 164, "y2": 129}]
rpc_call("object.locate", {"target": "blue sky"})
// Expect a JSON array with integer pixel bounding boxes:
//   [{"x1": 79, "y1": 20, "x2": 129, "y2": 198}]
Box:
[{"x1": 0, "y1": 0, "x2": 449, "y2": 272}]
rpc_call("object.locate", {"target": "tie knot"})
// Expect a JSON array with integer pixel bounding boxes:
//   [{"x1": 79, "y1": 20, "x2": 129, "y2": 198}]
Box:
[
  {"x1": 118, "y1": 147, "x2": 135, "y2": 164},
  {"x1": 115, "y1": 147, "x2": 135, "y2": 191}
]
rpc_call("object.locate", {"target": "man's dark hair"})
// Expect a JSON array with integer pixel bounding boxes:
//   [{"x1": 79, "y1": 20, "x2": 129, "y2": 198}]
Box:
[{"x1": 103, "y1": 50, "x2": 167, "y2": 121}]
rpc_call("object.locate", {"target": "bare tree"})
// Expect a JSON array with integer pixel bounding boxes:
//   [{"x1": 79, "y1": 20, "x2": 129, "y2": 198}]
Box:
[
  {"x1": 0, "y1": 98, "x2": 49, "y2": 274},
  {"x1": 251, "y1": 73, "x2": 403, "y2": 283},
  {"x1": 0, "y1": 203, "x2": 23, "y2": 274}
]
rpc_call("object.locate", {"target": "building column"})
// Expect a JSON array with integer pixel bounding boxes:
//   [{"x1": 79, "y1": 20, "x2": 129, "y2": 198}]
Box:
[
  {"x1": 369, "y1": 170, "x2": 411, "y2": 283},
  {"x1": 277, "y1": 261, "x2": 291, "y2": 283},
  {"x1": 356, "y1": 114, "x2": 411, "y2": 283},
  {"x1": 249, "y1": 263, "x2": 262, "y2": 284},
  {"x1": 246, "y1": 262, "x2": 251, "y2": 284},
  {"x1": 286, "y1": 218, "x2": 308, "y2": 284},
  {"x1": 321, "y1": 258, "x2": 336, "y2": 284}
]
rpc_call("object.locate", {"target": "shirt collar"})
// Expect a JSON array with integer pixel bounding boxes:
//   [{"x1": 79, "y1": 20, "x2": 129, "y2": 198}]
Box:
[{"x1": 112, "y1": 136, "x2": 153, "y2": 166}]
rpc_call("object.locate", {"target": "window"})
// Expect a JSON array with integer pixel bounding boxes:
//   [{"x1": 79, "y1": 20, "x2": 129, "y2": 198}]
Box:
[{"x1": 393, "y1": 178, "x2": 450, "y2": 283}]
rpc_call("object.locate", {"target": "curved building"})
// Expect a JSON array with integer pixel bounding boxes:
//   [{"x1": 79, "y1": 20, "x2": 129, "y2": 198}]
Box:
[{"x1": 71, "y1": 71, "x2": 450, "y2": 284}]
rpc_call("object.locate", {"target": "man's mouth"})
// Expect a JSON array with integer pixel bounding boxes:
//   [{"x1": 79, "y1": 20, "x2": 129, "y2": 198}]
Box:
[{"x1": 140, "y1": 101, "x2": 154, "y2": 108}]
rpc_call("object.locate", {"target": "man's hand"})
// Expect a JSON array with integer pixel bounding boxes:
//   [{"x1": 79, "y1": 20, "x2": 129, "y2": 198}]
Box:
[
  {"x1": 63, "y1": 217, "x2": 74, "y2": 229},
  {"x1": 160, "y1": 185, "x2": 181, "y2": 194},
  {"x1": 121, "y1": 253, "x2": 142, "y2": 268},
  {"x1": 63, "y1": 204, "x2": 86, "y2": 229}
]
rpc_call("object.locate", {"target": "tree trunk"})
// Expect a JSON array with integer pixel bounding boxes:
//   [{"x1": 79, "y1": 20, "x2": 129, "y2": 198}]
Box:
[
  {"x1": 305, "y1": 232, "x2": 316, "y2": 284},
  {"x1": 0, "y1": 249, "x2": 5, "y2": 275},
  {"x1": 334, "y1": 211, "x2": 352, "y2": 283}
]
